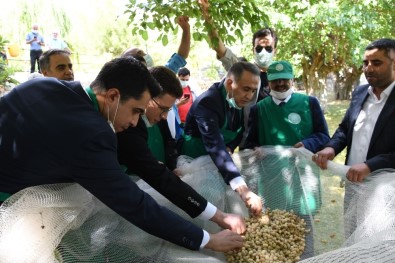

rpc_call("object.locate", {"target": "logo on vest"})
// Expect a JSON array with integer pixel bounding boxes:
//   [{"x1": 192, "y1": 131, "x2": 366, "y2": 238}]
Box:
[{"x1": 288, "y1": 112, "x2": 301, "y2": 124}]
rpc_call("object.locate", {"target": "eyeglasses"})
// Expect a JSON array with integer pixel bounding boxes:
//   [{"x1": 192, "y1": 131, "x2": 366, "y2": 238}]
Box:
[
  {"x1": 152, "y1": 98, "x2": 172, "y2": 117},
  {"x1": 255, "y1": 45, "x2": 273, "y2": 53}
]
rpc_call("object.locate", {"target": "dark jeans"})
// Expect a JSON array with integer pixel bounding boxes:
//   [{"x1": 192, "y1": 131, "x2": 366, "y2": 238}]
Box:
[{"x1": 30, "y1": 49, "x2": 43, "y2": 73}]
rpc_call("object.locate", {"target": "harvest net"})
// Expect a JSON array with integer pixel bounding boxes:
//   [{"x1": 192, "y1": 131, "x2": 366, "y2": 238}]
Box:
[{"x1": 0, "y1": 146, "x2": 394, "y2": 262}]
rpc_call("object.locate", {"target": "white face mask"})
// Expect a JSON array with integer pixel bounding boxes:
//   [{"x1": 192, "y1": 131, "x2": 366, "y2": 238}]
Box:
[
  {"x1": 180, "y1": 80, "x2": 189, "y2": 88},
  {"x1": 254, "y1": 49, "x2": 274, "y2": 69},
  {"x1": 270, "y1": 88, "x2": 294, "y2": 100},
  {"x1": 107, "y1": 96, "x2": 120, "y2": 133},
  {"x1": 141, "y1": 114, "x2": 152, "y2": 128},
  {"x1": 143, "y1": 54, "x2": 154, "y2": 68},
  {"x1": 32, "y1": 30, "x2": 38, "y2": 34}
]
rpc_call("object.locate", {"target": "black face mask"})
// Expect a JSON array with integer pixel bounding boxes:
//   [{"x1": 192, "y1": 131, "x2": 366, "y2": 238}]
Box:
[{"x1": 255, "y1": 45, "x2": 273, "y2": 54}]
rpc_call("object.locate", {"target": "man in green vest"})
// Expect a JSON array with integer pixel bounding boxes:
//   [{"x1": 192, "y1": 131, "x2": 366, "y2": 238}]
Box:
[{"x1": 244, "y1": 60, "x2": 330, "y2": 258}]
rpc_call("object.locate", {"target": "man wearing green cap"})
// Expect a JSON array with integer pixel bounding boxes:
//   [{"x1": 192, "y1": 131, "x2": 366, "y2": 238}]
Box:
[
  {"x1": 244, "y1": 60, "x2": 330, "y2": 259},
  {"x1": 245, "y1": 60, "x2": 329, "y2": 151}
]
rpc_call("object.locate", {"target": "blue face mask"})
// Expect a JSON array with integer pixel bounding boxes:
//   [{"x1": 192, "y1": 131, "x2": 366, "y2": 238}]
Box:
[
  {"x1": 143, "y1": 54, "x2": 154, "y2": 68},
  {"x1": 226, "y1": 93, "x2": 242, "y2": 110},
  {"x1": 141, "y1": 114, "x2": 152, "y2": 127}
]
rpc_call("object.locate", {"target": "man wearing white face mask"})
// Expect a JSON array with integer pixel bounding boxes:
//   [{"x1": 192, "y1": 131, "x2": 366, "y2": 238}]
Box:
[
  {"x1": 176, "y1": 67, "x2": 200, "y2": 125},
  {"x1": 180, "y1": 62, "x2": 263, "y2": 216},
  {"x1": 245, "y1": 60, "x2": 329, "y2": 151},
  {"x1": 244, "y1": 60, "x2": 330, "y2": 259}
]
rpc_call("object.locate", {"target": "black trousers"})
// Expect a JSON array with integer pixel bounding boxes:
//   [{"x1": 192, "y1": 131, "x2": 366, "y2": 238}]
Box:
[{"x1": 30, "y1": 49, "x2": 43, "y2": 73}]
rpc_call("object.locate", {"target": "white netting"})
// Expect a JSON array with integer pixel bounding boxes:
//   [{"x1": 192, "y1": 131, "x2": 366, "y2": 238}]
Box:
[{"x1": 0, "y1": 146, "x2": 394, "y2": 262}]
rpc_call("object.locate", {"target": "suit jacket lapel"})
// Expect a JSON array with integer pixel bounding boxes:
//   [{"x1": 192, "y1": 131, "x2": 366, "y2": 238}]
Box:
[
  {"x1": 370, "y1": 87, "x2": 395, "y2": 148},
  {"x1": 349, "y1": 85, "x2": 369, "y2": 129}
]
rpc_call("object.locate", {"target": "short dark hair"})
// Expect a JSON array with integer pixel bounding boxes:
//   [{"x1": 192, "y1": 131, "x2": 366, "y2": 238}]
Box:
[
  {"x1": 39, "y1": 49, "x2": 71, "y2": 71},
  {"x1": 252, "y1": 28, "x2": 278, "y2": 48},
  {"x1": 149, "y1": 66, "x2": 183, "y2": 99},
  {"x1": 177, "y1": 67, "x2": 190, "y2": 77},
  {"x1": 226, "y1": 61, "x2": 260, "y2": 82},
  {"x1": 90, "y1": 57, "x2": 161, "y2": 101},
  {"x1": 365, "y1": 38, "x2": 395, "y2": 58}
]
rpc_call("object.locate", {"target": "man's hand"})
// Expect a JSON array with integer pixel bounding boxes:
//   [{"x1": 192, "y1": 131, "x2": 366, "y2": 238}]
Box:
[
  {"x1": 293, "y1": 142, "x2": 304, "y2": 148},
  {"x1": 173, "y1": 168, "x2": 183, "y2": 177},
  {"x1": 176, "y1": 96, "x2": 190, "y2": 107},
  {"x1": 176, "y1": 15, "x2": 191, "y2": 59},
  {"x1": 176, "y1": 16, "x2": 190, "y2": 32},
  {"x1": 312, "y1": 147, "x2": 336, "y2": 169},
  {"x1": 346, "y1": 163, "x2": 371, "y2": 182},
  {"x1": 236, "y1": 185, "x2": 263, "y2": 216},
  {"x1": 197, "y1": 0, "x2": 210, "y2": 14},
  {"x1": 210, "y1": 209, "x2": 246, "y2": 234},
  {"x1": 204, "y1": 230, "x2": 244, "y2": 252}
]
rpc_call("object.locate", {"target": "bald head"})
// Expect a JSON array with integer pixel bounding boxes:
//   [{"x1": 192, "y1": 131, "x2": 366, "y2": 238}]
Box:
[{"x1": 122, "y1": 47, "x2": 145, "y2": 57}]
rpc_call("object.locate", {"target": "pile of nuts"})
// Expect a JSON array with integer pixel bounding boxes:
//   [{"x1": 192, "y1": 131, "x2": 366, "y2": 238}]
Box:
[{"x1": 226, "y1": 209, "x2": 306, "y2": 263}]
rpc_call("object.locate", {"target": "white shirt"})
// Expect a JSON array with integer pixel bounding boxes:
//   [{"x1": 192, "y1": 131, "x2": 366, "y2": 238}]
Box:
[
  {"x1": 348, "y1": 82, "x2": 395, "y2": 165},
  {"x1": 47, "y1": 38, "x2": 68, "y2": 50}
]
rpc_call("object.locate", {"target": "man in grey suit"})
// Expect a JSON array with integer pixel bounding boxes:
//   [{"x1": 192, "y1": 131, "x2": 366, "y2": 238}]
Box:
[{"x1": 313, "y1": 38, "x2": 395, "y2": 181}]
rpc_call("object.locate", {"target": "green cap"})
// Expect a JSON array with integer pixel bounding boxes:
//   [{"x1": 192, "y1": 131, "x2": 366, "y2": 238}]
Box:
[{"x1": 267, "y1": 61, "x2": 294, "y2": 81}]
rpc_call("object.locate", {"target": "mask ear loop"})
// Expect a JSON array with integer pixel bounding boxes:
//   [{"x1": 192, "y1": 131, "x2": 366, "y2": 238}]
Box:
[
  {"x1": 112, "y1": 96, "x2": 120, "y2": 126},
  {"x1": 107, "y1": 96, "x2": 120, "y2": 132}
]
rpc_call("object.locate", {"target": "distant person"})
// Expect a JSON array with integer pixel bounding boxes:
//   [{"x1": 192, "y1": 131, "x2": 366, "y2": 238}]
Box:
[
  {"x1": 26, "y1": 24, "x2": 45, "y2": 73},
  {"x1": 0, "y1": 51, "x2": 7, "y2": 62},
  {"x1": 176, "y1": 67, "x2": 198, "y2": 125},
  {"x1": 47, "y1": 30, "x2": 70, "y2": 51},
  {"x1": 39, "y1": 49, "x2": 74, "y2": 81}
]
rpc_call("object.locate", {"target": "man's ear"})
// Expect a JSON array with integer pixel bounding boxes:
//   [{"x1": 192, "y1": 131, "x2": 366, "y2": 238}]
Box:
[
  {"x1": 105, "y1": 88, "x2": 121, "y2": 104},
  {"x1": 224, "y1": 78, "x2": 233, "y2": 92},
  {"x1": 41, "y1": 70, "x2": 48, "y2": 77}
]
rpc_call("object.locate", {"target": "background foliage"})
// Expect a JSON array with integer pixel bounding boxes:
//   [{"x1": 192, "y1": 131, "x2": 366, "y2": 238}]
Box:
[{"x1": 1, "y1": 0, "x2": 394, "y2": 96}]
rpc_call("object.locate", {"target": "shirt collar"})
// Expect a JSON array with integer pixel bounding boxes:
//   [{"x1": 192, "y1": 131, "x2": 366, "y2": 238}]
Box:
[
  {"x1": 368, "y1": 81, "x2": 395, "y2": 102},
  {"x1": 271, "y1": 93, "x2": 293, "y2": 105}
]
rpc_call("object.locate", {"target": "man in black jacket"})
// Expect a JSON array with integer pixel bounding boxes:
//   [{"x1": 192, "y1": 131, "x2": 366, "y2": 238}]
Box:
[
  {"x1": 117, "y1": 66, "x2": 246, "y2": 234},
  {"x1": 0, "y1": 57, "x2": 243, "y2": 254}
]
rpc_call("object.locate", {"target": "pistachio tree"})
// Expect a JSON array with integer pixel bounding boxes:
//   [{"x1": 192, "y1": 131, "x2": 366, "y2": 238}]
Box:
[
  {"x1": 263, "y1": 0, "x2": 395, "y2": 100},
  {"x1": 124, "y1": 0, "x2": 268, "y2": 47}
]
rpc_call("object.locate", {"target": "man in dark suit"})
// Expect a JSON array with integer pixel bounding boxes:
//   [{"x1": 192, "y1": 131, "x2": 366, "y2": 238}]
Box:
[
  {"x1": 0, "y1": 57, "x2": 243, "y2": 254},
  {"x1": 117, "y1": 66, "x2": 246, "y2": 234},
  {"x1": 313, "y1": 38, "x2": 395, "y2": 181}
]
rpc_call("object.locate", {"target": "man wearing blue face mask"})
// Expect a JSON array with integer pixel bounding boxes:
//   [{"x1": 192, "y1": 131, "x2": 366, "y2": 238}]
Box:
[
  {"x1": 198, "y1": 0, "x2": 277, "y2": 147},
  {"x1": 180, "y1": 62, "x2": 263, "y2": 216},
  {"x1": 26, "y1": 24, "x2": 45, "y2": 73}
]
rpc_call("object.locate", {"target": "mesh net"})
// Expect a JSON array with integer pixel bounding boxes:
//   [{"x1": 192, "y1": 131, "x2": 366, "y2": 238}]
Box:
[{"x1": 0, "y1": 146, "x2": 394, "y2": 262}]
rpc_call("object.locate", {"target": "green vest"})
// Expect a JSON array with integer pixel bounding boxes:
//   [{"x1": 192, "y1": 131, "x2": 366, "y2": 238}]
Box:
[
  {"x1": 257, "y1": 93, "x2": 313, "y2": 146},
  {"x1": 181, "y1": 85, "x2": 243, "y2": 158},
  {"x1": 256, "y1": 94, "x2": 321, "y2": 215},
  {"x1": 147, "y1": 124, "x2": 166, "y2": 164}
]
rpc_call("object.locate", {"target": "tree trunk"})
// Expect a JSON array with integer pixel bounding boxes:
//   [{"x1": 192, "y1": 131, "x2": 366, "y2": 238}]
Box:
[{"x1": 334, "y1": 66, "x2": 363, "y2": 100}]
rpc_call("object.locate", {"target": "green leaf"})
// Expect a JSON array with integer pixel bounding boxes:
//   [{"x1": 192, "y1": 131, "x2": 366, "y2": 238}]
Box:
[{"x1": 161, "y1": 34, "x2": 169, "y2": 46}]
